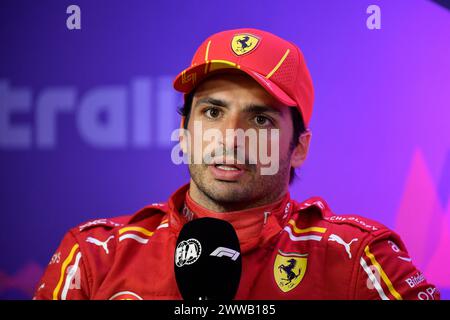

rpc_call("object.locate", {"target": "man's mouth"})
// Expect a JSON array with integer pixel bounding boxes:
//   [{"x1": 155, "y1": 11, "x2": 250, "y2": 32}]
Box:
[
  {"x1": 214, "y1": 164, "x2": 240, "y2": 171},
  {"x1": 209, "y1": 163, "x2": 246, "y2": 181}
]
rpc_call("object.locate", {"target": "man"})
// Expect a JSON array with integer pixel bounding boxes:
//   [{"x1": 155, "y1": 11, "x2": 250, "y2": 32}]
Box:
[{"x1": 34, "y1": 28, "x2": 439, "y2": 300}]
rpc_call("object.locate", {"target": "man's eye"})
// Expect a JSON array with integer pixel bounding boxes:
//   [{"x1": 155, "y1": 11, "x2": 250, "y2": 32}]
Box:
[
  {"x1": 254, "y1": 115, "x2": 272, "y2": 126},
  {"x1": 204, "y1": 108, "x2": 221, "y2": 119}
]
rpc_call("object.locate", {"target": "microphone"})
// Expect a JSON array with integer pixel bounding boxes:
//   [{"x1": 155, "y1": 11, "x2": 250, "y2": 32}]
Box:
[{"x1": 174, "y1": 217, "x2": 242, "y2": 300}]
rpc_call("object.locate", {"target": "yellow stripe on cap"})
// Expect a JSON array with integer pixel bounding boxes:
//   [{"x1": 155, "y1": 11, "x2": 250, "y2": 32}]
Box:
[
  {"x1": 266, "y1": 49, "x2": 290, "y2": 79},
  {"x1": 207, "y1": 59, "x2": 240, "y2": 73},
  {"x1": 288, "y1": 219, "x2": 327, "y2": 234},
  {"x1": 119, "y1": 226, "x2": 153, "y2": 237},
  {"x1": 53, "y1": 244, "x2": 79, "y2": 300},
  {"x1": 204, "y1": 40, "x2": 212, "y2": 61},
  {"x1": 204, "y1": 40, "x2": 212, "y2": 74},
  {"x1": 364, "y1": 245, "x2": 403, "y2": 300}
]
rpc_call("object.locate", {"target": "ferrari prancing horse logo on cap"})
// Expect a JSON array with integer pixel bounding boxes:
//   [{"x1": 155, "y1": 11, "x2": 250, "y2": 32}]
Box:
[
  {"x1": 274, "y1": 250, "x2": 308, "y2": 293},
  {"x1": 231, "y1": 34, "x2": 260, "y2": 56}
]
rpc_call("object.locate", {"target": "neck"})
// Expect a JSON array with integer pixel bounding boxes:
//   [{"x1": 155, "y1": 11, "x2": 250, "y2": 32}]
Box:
[{"x1": 188, "y1": 179, "x2": 288, "y2": 213}]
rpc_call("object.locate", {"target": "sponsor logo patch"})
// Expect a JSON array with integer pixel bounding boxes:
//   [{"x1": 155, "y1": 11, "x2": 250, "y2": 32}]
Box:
[
  {"x1": 231, "y1": 34, "x2": 260, "y2": 56},
  {"x1": 273, "y1": 250, "x2": 307, "y2": 293}
]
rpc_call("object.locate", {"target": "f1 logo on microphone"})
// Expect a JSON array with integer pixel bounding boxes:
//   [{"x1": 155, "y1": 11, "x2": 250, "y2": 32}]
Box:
[{"x1": 210, "y1": 247, "x2": 240, "y2": 261}]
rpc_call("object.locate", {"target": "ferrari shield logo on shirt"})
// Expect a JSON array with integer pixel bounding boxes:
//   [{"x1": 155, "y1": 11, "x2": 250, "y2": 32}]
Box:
[
  {"x1": 231, "y1": 34, "x2": 260, "y2": 56},
  {"x1": 274, "y1": 250, "x2": 308, "y2": 292}
]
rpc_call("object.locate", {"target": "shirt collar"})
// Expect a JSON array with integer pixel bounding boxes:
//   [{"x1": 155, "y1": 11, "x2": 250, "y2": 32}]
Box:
[
  {"x1": 168, "y1": 183, "x2": 293, "y2": 253},
  {"x1": 129, "y1": 183, "x2": 333, "y2": 252}
]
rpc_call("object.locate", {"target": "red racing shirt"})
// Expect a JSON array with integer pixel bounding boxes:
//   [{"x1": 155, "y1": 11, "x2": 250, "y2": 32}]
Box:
[{"x1": 33, "y1": 184, "x2": 440, "y2": 300}]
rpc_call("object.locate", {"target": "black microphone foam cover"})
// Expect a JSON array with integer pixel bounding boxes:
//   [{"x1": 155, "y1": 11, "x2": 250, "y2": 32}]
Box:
[{"x1": 174, "y1": 217, "x2": 242, "y2": 300}]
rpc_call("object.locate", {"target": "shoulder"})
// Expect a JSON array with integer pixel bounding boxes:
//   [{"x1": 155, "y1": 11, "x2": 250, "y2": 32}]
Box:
[
  {"x1": 288, "y1": 196, "x2": 403, "y2": 258},
  {"x1": 290, "y1": 196, "x2": 392, "y2": 237},
  {"x1": 35, "y1": 202, "x2": 172, "y2": 300},
  {"x1": 65, "y1": 202, "x2": 172, "y2": 253},
  {"x1": 323, "y1": 214, "x2": 393, "y2": 242},
  {"x1": 288, "y1": 197, "x2": 439, "y2": 300}
]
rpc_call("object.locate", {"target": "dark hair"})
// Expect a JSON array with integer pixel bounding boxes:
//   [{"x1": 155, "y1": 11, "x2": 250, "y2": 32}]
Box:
[{"x1": 178, "y1": 90, "x2": 306, "y2": 184}]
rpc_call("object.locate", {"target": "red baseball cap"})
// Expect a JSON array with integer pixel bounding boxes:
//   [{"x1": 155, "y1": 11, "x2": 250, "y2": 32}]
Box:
[{"x1": 173, "y1": 28, "x2": 314, "y2": 126}]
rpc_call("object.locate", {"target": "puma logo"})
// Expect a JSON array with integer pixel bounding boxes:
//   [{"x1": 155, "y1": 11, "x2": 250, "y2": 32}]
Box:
[
  {"x1": 328, "y1": 234, "x2": 358, "y2": 259},
  {"x1": 86, "y1": 236, "x2": 114, "y2": 254}
]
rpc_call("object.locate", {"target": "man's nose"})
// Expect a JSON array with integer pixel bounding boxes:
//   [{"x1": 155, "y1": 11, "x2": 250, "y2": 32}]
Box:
[{"x1": 220, "y1": 113, "x2": 245, "y2": 149}]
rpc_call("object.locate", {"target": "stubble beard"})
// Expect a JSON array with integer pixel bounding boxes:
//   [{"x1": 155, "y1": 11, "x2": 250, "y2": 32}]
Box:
[{"x1": 188, "y1": 154, "x2": 291, "y2": 212}]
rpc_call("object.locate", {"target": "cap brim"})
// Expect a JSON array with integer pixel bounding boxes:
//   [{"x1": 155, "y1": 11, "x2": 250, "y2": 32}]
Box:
[{"x1": 173, "y1": 62, "x2": 296, "y2": 107}]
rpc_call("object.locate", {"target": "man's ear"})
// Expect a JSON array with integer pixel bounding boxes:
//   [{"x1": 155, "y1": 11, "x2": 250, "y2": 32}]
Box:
[
  {"x1": 179, "y1": 117, "x2": 188, "y2": 154},
  {"x1": 290, "y1": 129, "x2": 312, "y2": 169}
]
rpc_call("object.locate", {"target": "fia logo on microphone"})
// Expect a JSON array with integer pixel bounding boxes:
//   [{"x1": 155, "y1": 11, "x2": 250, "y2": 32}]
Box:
[{"x1": 175, "y1": 238, "x2": 202, "y2": 267}]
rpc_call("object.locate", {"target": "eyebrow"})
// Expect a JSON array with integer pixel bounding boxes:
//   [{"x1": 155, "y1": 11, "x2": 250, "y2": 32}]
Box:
[
  {"x1": 242, "y1": 104, "x2": 282, "y2": 116},
  {"x1": 194, "y1": 97, "x2": 228, "y2": 109},
  {"x1": 194, "y1": 97, "x2": 282, "y2": 116}
]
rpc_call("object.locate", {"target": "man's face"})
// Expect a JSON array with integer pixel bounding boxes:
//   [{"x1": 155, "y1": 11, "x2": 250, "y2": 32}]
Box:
[{"x1": 183, "y1": 71, "x2": 300, "y2": 209}]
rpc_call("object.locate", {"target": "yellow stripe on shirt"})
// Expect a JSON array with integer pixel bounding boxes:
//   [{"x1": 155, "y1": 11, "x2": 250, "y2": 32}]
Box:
[
  {"x1": 364, "y1": 245, "x2": 403, "y2": 300},
  {"x1": 119, "y1": 226, "x2": 153, "y2": 237},
  {"x1": 288, "y1": 219, "x2": 327, "y2": 234},
  {"x1": 53, "y1": 243, "x2": 79, "y2": 300}
]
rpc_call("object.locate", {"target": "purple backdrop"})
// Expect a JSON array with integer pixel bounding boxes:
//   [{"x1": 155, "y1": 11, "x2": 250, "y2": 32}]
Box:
[{"x1": 0, "y1": 0, "x2": 449, "y2": 299}]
